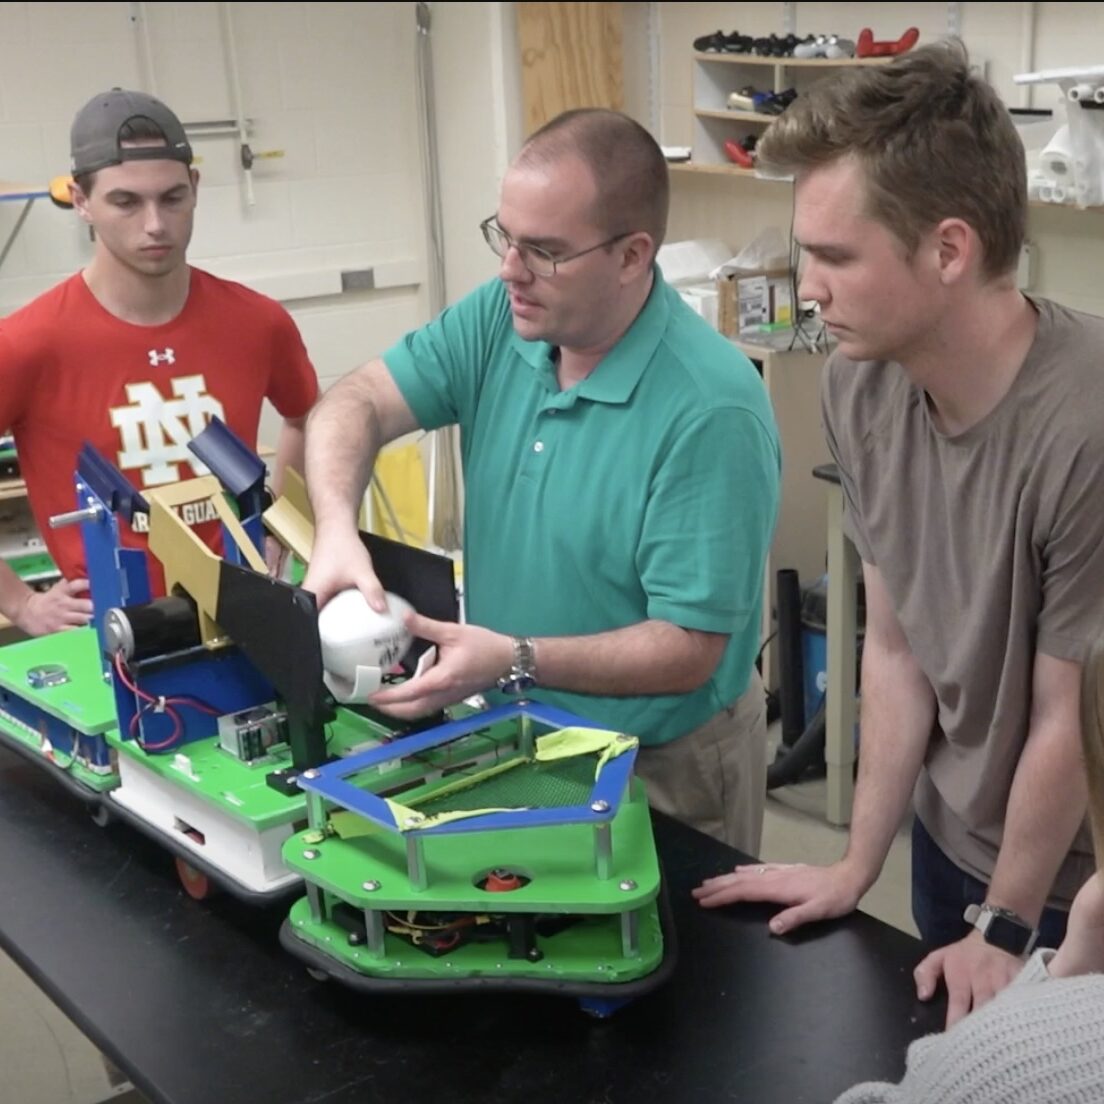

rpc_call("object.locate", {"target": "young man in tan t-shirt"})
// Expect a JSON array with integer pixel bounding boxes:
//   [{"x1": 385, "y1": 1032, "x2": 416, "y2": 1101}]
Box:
[{"x1": 693, "y1": 41, "x2": 1104, "y2": 1031}]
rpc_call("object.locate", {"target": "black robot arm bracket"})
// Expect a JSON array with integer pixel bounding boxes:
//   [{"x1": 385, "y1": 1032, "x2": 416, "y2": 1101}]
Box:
[{"x1": 215, "y1": 562, "x2": 330, "y2": 774}]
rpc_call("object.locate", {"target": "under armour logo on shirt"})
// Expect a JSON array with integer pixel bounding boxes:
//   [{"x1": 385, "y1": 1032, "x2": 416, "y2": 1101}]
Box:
[{"x1": 148, "y1": 348, "x2": 176, "y2": 366}]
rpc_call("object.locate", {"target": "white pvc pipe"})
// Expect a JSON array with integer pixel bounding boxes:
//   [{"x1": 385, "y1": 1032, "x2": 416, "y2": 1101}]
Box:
[
  {"x1": 1020, "y1": 1, "x2": 1036, "y2": 110},
  {"x1": 1015, "y1": 64, "x2": 1104, "y2": 85},
  {"x1": 218, "y1": 2, "x2": 255, "y2": 206},
  {"x1": 131, "y1": 2, "x2": 157, "y2": 94}
]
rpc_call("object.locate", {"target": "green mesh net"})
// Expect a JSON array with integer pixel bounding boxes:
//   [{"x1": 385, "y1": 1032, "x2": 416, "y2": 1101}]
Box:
[{"x1": 415, "y1": 754, "x2": 599, "y2": 816}]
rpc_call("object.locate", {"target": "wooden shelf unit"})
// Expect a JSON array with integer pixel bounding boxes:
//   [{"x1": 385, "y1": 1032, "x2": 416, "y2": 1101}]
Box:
[
  {"x1": 695, "y1": 108, "x2": 778, "y2": 125},
  {"x1": 680, "y1": 50, "x2": 1102, "y2": 214},
  {"x1": 0, "y1": 478, "x2": 28, "y2": 504},
  {"x1": 691, "y1": 51, "x2": 893, "y2": 68},
  {"x1": 669, "y1": 162, "x2": 763, "y2": 179},
  {"x1": 689, "y1": 51, "x2": 889, "y2": 172}
]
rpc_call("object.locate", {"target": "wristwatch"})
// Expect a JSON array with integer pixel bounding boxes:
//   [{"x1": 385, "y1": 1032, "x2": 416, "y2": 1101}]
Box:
[
  {"x1": 497, "y1": 636, "x2": 537, "y2": 695},
  {"x1": 963, "y1": 902, "x2": 1039, "y2": 956}
]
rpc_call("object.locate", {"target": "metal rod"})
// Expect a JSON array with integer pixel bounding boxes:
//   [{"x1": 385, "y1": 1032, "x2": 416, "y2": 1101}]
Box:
[
  {"x1": 49, "y1": 504, "x2": 104, "y2": 529},
  {"x1": 1020, "y1": 2, "x2": 1037, "y2": 109},
  {"x1": 218, "y1": 1, "x2": 255, "y2": 206},
  {"x1": 305, "y1": 791, "x2": 325, "y2": 831},
  {"x1": 621, "y1": 909, "x2": 640, "y2": 958},
  {"x1": 363, "y1": 909, "x2": 385, "y2": 956},
  {"x1": 406, "y1": 835, "x2": 428, "y2": 890},
  {"x1": 519, "y1": 711, "x2": 534, "y2": 758},
  {"x1": 183, "y1": 119, "x2": 253, "y2": 132},
  {"x1": 0, "y1": 198, "x2": 35, "y2": 271},
  {"x1": 306, "y1": 883, "x2": 327, "y2": 924},
  {"x1": 133, "y1": 2, "x2": 157, "y2": 95}
]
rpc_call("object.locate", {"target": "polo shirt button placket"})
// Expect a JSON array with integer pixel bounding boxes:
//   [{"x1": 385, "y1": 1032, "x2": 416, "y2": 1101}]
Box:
[{"x1": 533, "y1": 441, "x2": 544, "y2": 453}]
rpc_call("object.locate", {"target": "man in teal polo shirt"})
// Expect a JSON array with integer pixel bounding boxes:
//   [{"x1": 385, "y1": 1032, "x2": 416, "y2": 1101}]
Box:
[{"x1": 303, "y1": 108, "x2": 781, "y2": 854}]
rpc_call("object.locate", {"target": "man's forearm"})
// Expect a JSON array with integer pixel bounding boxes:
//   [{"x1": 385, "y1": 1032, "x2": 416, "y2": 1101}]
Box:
[
  {"x1": 304, "y1": 368, "x2": 388, "y2": 535},
  {"x1": 531, "y1": 620, "x2": 726, "y2": 697},
  {"x1": 842, "y1": 637, "x2": 937, "y2": 890},
  {"x1": 986, "y1": 715, "x2": 1087, "y2": 924},
  {"x1": 0, "y1": 559, "x2": 33, "y2": 627}
]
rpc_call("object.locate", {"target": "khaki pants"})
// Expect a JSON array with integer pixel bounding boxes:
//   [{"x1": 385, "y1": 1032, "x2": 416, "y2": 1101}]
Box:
[{"x1": 634, "y1": 670, "x2": 767, "y2": 857}]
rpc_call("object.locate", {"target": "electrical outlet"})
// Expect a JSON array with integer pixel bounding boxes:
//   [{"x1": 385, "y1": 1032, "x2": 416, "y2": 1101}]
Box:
[{"x1": 1017, "y1": 242, "x2": 1035, "y2": 290}]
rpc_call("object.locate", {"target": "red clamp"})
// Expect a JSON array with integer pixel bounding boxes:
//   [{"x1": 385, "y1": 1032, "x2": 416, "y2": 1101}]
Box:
[
  {"x1": 856, "y1": 27, "x2": 919, "y2": 58},
  {"x1": 723, "y1": 139, "x2": 755, "y2": 170}
]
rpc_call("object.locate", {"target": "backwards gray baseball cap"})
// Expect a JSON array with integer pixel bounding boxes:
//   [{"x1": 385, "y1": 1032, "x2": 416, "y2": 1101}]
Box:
[{"x1": 70, "y1": 88, "x2": 193, "y2": 175}]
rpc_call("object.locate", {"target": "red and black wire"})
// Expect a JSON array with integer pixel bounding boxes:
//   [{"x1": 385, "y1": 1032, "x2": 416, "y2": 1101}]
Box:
[{"x1": 112, "y1": 651, "x2": 220, "y2": 752}]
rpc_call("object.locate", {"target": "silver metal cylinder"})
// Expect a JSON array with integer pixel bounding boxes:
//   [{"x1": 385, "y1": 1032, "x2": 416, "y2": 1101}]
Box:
[
  {"x1": 48, "y1": 504, "x2": 104, "y2": 529},
  {"x1": 103, "y1": 607, "x2": 136, "y2": 660}
]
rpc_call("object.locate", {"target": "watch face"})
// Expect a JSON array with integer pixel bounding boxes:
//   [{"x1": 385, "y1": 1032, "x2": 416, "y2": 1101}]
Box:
[
  {"x1": 984, "y1": 912, "x2": 1032, "y2": 955},
  {"x1": 498, "y1": 674, "x2": 536, "y2": 695}
]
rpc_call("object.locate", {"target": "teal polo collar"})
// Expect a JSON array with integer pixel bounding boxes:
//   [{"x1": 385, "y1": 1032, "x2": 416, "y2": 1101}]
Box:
[{"x1": 508, "y1": 266, "x2": 672, "y2": 405}]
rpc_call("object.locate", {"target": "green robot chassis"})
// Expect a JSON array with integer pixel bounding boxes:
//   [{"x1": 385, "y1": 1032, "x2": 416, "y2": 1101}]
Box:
[{"x1": 280, "y1": 702, "x2": 676, "y2": 1014}]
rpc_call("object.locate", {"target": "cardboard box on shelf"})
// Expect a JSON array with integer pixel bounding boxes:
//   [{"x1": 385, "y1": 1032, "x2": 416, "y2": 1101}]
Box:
[
  {"x1": 677, "y1": 282, "x2": 720, "y2": 331},
  {"x1": 716, "y1": 269, "x2": 793, "y2": 337}
]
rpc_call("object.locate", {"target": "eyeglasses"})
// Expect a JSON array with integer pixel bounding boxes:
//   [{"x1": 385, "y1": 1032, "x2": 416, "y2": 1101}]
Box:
[{"x1": 480, "y1": 215, "x2": 632, "y2": 277}]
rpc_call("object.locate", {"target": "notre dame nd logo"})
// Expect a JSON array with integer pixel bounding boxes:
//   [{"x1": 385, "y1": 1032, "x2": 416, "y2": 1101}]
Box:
[
  {"x1": 111, "y1": 375, "x2": 226, "y2": 485},
  {"x1": 110, "y1": 375, "x2": 227, "y2": 532}
]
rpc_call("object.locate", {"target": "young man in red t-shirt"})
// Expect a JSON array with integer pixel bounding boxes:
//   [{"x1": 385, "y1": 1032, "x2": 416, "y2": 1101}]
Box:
[{"x1": 0, "y1": 89, "x2": 318, "y2": 632}]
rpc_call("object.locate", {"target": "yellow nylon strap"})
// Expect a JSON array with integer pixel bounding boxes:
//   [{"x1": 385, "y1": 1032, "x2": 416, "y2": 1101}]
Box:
[
  {"x1": 384, "y1": 797, "x2": 521, "y2": 831},
  {"x1": 535, "y1": 727, "x2": 638, "y2": 778},
  {"x1": 329, "y1": 810, "x2": 377, "y2": 841}
]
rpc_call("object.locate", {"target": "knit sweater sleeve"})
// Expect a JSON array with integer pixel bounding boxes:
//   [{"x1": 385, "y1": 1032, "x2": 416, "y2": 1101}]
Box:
[{"x1": 833, "y1": 951, "x2": 1104, "y2": 1104}]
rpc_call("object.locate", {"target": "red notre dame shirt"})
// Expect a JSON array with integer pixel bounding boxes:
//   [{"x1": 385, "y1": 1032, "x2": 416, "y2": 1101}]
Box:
[{"x1": 0, "y1": 268, "x2": 318, "y2": 591}]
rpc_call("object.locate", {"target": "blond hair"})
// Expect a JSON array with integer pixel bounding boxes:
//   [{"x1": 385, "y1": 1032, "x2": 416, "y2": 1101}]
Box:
[{"x1": 757, "y1": 39, "x2": 1025, "y2": 280}]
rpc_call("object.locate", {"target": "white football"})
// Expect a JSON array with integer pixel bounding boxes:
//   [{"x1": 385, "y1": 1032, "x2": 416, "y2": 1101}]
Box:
[{"x1": 318, "y1": 589, "x2": 415, "y2": 680}]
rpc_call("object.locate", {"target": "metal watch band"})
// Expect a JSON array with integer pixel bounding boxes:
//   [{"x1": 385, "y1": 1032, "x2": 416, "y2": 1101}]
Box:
[
  {"x1": 496, "y1": 636, "x2": 537, "y2": 694},
  {"x1": 512, "y1": 636, "x2": 536, "y2": 678}
]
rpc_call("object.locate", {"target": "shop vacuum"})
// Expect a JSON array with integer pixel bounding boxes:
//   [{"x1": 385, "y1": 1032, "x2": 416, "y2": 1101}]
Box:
[{"x1": 767, "y1": 568, "x2": 865, "y2": 789}]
